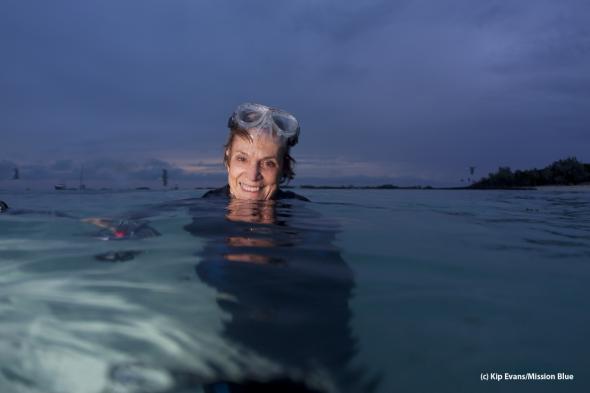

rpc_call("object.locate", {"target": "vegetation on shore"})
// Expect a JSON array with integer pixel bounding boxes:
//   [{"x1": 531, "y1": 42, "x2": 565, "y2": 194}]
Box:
[{"x1": 470, "y1": 157, "x2": 590, "y2": 189}]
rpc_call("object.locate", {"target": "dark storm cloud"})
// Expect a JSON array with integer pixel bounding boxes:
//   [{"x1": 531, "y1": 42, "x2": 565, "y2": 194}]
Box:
[
  {"x1": 290, "y1": 0, "x2": 409, "y2": 42},
  {"x1": 1, "y1": 0, "x2": 589, "y2": 185}
]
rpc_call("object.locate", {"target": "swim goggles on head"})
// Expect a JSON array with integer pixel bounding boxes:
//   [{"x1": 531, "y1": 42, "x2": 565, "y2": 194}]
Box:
[{"x1": 228, "y1": 103, "x2": 300, "y2": 146}]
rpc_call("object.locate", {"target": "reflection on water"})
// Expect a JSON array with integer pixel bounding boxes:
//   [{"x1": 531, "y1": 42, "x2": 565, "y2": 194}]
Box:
[{"x1": 185, "y1": 199, "x2": 376, "y2": 393}]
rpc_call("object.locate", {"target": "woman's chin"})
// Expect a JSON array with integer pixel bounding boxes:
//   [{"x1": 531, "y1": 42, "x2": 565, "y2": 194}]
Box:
[{"x1": 239, "y1": 192, "x2": 262, "y2": 200}]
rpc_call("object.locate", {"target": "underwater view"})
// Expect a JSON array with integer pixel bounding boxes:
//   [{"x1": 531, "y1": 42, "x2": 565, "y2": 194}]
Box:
[{"x1": 0, "y1": 188, "x2": 589, "y2": 393}]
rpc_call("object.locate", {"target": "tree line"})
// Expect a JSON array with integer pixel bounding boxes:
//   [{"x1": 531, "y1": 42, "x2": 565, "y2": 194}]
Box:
[{"x1": 471, "y1": 157, "x2": 590, "y2": 188}]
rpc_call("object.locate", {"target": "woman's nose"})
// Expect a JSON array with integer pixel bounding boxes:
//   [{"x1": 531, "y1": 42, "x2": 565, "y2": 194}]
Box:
[{"x1": 246, "y1": 162, "x2": 262, "y2": 181}]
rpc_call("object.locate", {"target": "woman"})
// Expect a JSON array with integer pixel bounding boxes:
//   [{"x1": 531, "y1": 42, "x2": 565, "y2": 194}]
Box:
[
  {"x1": 193, "y1": 105, "x2": 380, "y2": 392},
  {"x1": 203, "y1": 103, "x2": 309, "y2": 201}
]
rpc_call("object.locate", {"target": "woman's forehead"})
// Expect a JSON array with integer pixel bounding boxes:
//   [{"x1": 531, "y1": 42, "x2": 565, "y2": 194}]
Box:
[{"x1": 231, "y1": 133, "x2": 283, "y2": 157}]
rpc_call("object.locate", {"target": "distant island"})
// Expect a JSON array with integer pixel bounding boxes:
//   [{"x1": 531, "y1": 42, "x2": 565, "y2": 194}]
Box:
[{"x1": 470, "y1": 157, "x2": 590, "y2": 189}]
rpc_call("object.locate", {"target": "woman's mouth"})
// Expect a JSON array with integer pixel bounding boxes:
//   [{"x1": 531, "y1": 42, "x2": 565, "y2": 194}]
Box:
[{"x1": 239, "y1": 182, "x2": 262, "y2": 193}]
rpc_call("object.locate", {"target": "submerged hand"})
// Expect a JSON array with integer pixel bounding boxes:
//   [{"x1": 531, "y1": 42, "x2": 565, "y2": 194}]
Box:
[{"x1": 83, "y1": 217, "x2": 113, "y2": 228}]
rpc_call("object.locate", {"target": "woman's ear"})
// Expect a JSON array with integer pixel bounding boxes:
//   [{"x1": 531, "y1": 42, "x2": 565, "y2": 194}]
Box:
[{"x1": 224, "y1": 148, "x2": 230, "y2": 169}]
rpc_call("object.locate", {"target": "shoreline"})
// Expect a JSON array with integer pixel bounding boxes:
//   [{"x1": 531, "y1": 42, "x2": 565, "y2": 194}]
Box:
[{"x1": 532, "y1": 184, "x2": 590, "y2": 191}]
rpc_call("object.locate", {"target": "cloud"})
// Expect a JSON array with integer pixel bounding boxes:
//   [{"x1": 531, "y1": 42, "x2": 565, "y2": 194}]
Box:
[
  {"x1": 0, "y1": 0, "x2": 588, "y2": 185},
  {"x1": 0, "y1": 160, "x2": 18, "y2": 180},
  {"x1": 291, "y1": 0, "x2": 409, "y2": 42}
]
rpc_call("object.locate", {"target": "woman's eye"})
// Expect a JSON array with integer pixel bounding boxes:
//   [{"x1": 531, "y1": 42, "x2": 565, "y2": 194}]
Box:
[
  {"x1": 235, "y1": 155, "x2": 247, "y2": 162},
  {"x1": 262, "y1": 160, "x2": 276, "y2": 168}
]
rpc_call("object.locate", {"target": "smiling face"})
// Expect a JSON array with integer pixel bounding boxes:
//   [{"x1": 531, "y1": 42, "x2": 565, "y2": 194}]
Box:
[{"x1": 226, "y1": 131, "x2": 284, "y2": 200}]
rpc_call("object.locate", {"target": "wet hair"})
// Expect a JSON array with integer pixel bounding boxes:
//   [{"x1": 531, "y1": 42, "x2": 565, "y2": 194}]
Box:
[{"x1": 223, "y1": 128, "x2": 296, "y2": 184}]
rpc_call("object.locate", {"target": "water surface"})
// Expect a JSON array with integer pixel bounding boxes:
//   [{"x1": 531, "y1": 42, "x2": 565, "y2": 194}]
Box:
[{"x1": 0, "y1": 188, "x2": 589, "y2": 392}]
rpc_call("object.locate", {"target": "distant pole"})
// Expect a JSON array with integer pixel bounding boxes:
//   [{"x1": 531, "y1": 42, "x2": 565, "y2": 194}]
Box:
[
  {"x1": 162, "y1": 169, "x2": 168, "y2": 187},
  {"x1": 13, "y1": 168, "x2": 20, "y2": 180},
  {"x1": 468, "y1": 166, "x2": 476, "y2": 184},
  {"x1": 79, "y1": 165, "x2": 86, "y2": 190}
]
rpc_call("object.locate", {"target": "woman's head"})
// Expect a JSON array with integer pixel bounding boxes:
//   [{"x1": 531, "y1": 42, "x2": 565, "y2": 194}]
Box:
[{"x1": 224, "y1": 103, "x2": 299, "y2": 200}]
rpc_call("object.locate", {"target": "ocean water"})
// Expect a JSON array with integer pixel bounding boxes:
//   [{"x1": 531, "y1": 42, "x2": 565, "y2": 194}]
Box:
[{"x1": 0, "y1": 188, "x2": 589, "y2": 393}]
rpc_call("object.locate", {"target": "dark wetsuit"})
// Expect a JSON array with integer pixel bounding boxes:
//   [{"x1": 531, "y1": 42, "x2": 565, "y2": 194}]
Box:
[{"x1": 202, "y1": 185, "x2": 310, "y2": 202}]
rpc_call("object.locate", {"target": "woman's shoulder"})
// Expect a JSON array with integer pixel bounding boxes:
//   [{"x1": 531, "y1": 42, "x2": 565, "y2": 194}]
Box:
[
  {"x1": 201, "y1": 185, "x2": 231, "y2": 199},
  {"x1": 275, "y1": 189, "x2": 310, "y2": 202}
]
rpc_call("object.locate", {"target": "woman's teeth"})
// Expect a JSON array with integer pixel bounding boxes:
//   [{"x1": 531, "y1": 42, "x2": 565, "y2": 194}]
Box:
[{"x1": 240, "y1": 182, "x2": 261, "y2": 192}]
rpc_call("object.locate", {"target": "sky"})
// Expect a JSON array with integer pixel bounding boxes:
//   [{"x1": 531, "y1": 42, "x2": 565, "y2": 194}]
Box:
[{"x1": 1, "y1": 0, "x2": 589, "y2": 189}]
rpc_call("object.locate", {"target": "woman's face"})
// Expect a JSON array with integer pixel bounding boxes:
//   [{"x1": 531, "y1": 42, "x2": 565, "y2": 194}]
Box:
[{"x1": 227, "y1": 132, "x2": 283, "y2": 200}]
